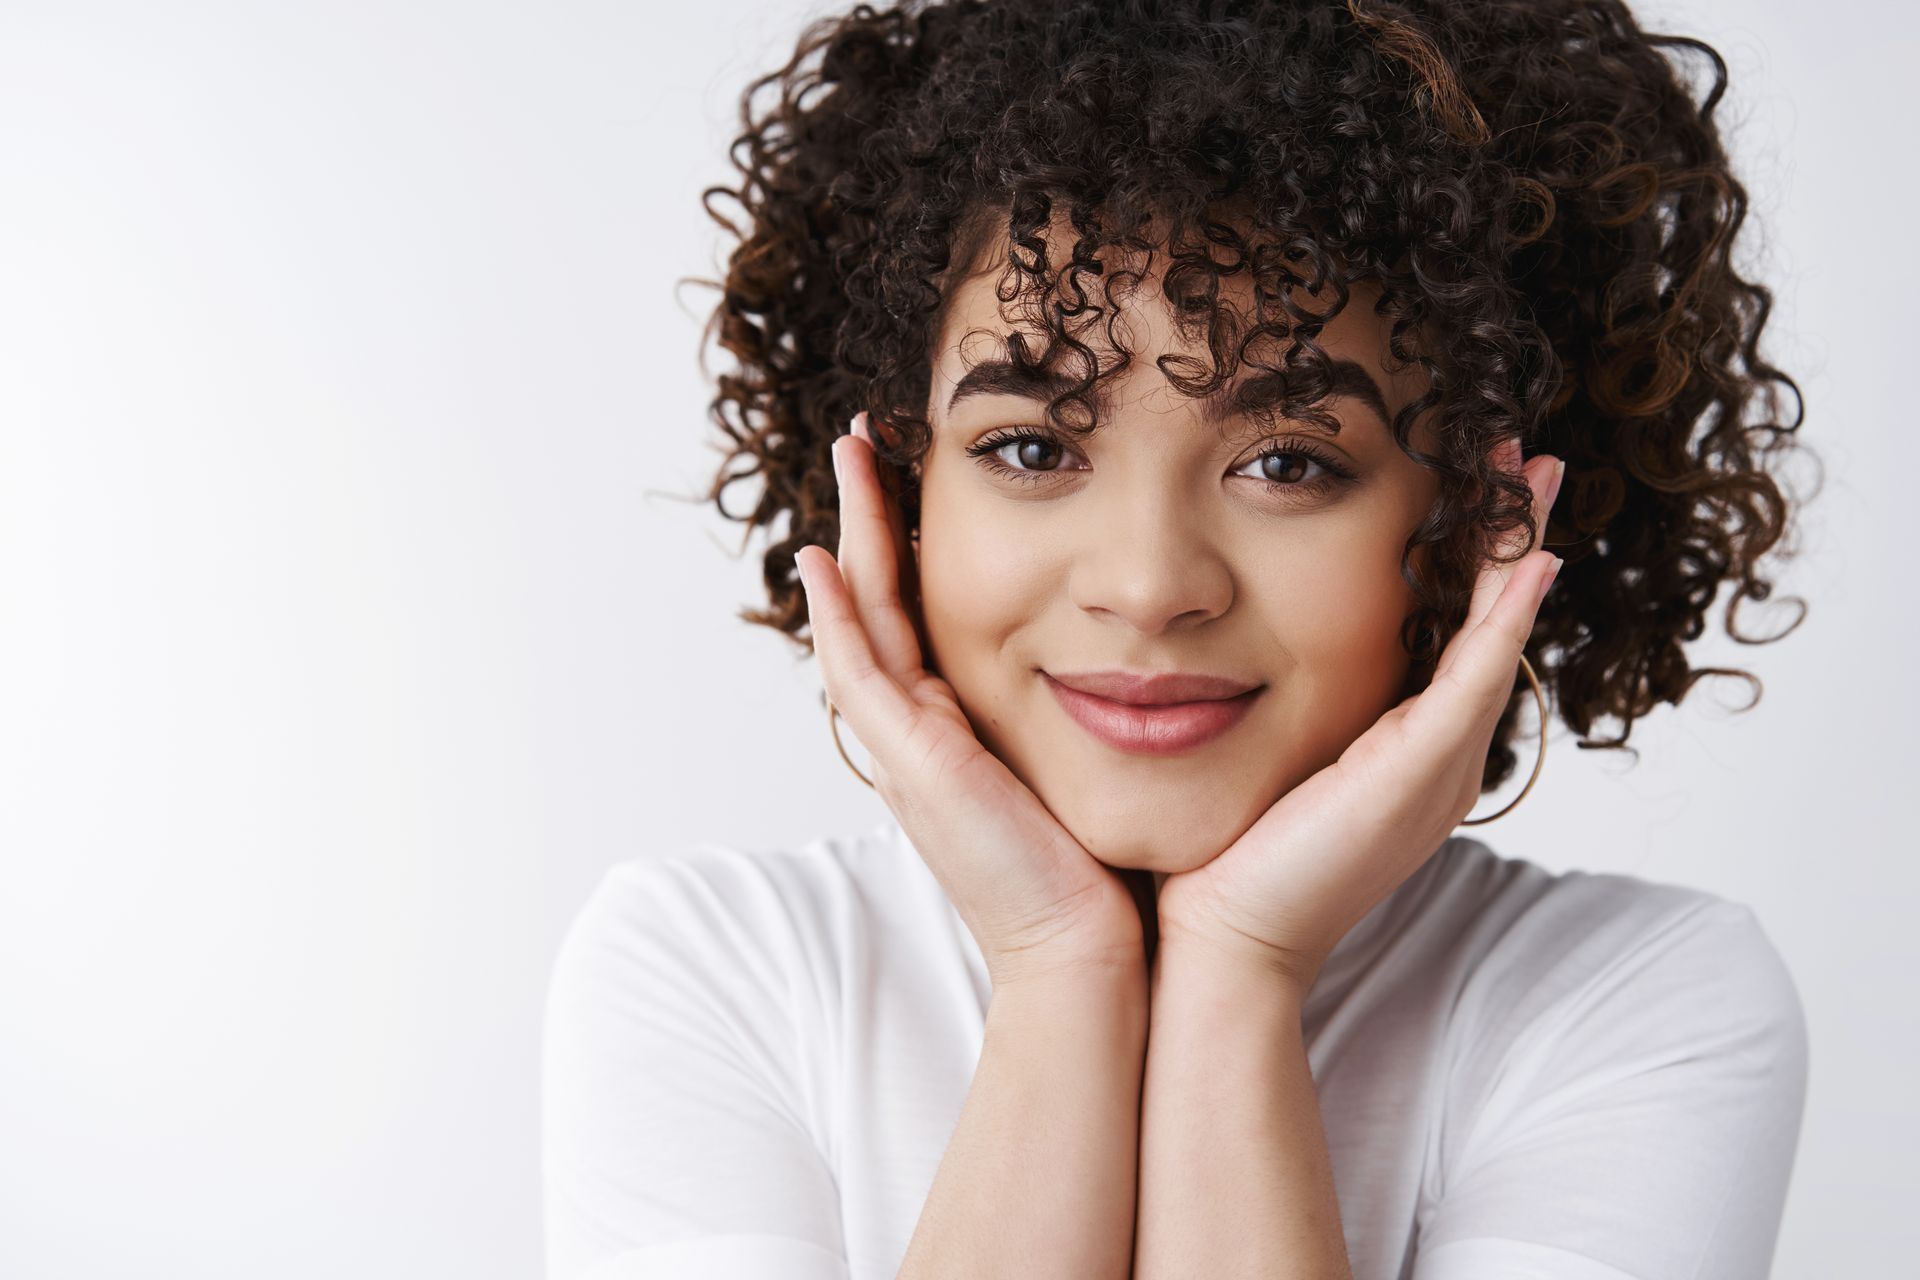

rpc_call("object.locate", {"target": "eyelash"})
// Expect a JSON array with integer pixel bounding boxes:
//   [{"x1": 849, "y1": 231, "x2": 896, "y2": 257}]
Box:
[{"x1": 962, "y1": 427, "x2": 1358, "y2": 501}]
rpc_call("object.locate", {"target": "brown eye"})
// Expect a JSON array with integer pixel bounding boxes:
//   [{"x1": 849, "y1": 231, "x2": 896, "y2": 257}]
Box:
[
  {"x1": 1229, "y1": 438, "x2": 1358, "y2": 503},
  {"x1": 963, "y1": 428, "x2": 1088, "y2": 483},
  {"x1": 1004, "y1": 437, "x2": 1065, "y2": 470},
  {"x1": 1255, "y1": 451, "x2": 1316, "y2": 484}
]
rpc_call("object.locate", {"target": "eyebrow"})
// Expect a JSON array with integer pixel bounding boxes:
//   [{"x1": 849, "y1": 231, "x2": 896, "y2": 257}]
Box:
[{"x1": 942, "y1": 354, "x2": 1395, "y2": 435}]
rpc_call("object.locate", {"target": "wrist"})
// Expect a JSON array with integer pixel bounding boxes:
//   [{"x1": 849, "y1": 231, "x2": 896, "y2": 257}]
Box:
[
  {"x1": 987, "y1": 955, "x2": 1150, "y2": 1042},
  {"x1": 1149, "y1": 928, "x2": 1311, "y2": 1024},
  {"x1": 985, "y1": 901, "x2": 1146, "y2": 995}
]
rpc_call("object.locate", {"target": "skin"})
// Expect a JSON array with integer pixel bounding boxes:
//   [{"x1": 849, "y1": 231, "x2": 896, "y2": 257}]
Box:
[
  {"x1": 797, "y1": 210, "x2": 1562, "y2": 1275},
  {"x1": 910, "y1": 218, "x2": 1446, "y2": 877}
]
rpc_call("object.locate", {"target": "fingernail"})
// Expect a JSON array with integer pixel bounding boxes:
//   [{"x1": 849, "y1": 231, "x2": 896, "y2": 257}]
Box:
[
  {"x1": 831, "y1": 437, "x2": 845, "y2": 486},
  {"x1": 1536, "y1": 555, "x2": 1563, "y2": 604},
  {"x1": 1547, "y1": 458, "x2": 1566, "y2": 509},
  {"x1": 795, "y1": 550, "x2": 812, "y2": 591},
  {"x1": 852, "y1": 412, "x2": 869, "y2": 444}
]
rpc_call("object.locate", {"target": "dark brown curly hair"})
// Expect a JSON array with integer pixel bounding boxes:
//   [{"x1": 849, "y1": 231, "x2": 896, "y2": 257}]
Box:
[{"x1": 691, "y1": 0, "x2": 1814, "y2": 794}]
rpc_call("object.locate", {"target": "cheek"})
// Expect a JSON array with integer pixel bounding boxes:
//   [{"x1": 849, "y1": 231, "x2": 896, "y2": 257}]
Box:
[
  {"x1": 1264, "y1": 543, "x2": 1410, "y2": 658},
  {"x1": 913, "y1": 486, "x2": 1051, "y2": 690},
  {"x1": 1244, "y1": 519, "x2": 1418, "y2": 741}
]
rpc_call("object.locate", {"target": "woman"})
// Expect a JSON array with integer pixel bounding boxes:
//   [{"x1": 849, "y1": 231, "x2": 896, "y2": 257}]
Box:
[{"x1": 543, "y1": 1, "x2": 1812, "y2": 1276}]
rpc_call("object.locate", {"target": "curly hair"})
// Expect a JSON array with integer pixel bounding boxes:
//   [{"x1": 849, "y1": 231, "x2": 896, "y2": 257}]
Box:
[{"x1": 692, "y1": 0, "x2": 1813, "y2": 794}]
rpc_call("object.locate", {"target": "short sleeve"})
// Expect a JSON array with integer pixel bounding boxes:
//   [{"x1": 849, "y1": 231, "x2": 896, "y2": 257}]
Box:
[
  {"x1": 541, "y1": 852, "x2": 850, "y2": 1280},
  {"x1": 1413, "y1": 900, "x2": 1809, "y2": 1280}
]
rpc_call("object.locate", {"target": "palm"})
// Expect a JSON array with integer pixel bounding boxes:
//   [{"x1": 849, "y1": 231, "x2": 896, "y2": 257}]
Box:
[
  {"x1": 1154, "y1": 440, "x2": 1562, "y2": 989},
  {"x1": 910, "y1": 668, "x2": 1136, "y2": 924},
  {"x1": 809, "y1": 415, "x2": 1142, "y2": 971},
  {"x1": 1153, "y1": 690, "x2": 1431, "y2": 975}
]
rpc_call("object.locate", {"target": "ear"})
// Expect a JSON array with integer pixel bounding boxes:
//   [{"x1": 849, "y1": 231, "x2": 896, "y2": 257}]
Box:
[
  {"x1": 874, "y1": 413, "x2": 921, "y2": 567},
  {"x1": 871, "y1": 414, "x2": 908, "y2": 452}
]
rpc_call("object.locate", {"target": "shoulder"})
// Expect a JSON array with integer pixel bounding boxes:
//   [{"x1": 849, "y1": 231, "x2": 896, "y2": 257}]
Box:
[
  {"x1": 542, "y1": 832, "x2": 878, "y2": 1279},
  {"x1": 547, "y1": 818, "x2": 947, "y2": 1015},
  {"x1": 1411, "y1": 843, "x2": 1810, "y2": 1274},
  {"x1": 1434, "y1": 837, "x2": 1805, "y2": 1042},
  {"x1": 1428, "y1": 838, "x2": 1808, "y2": 1143},
  {"x1": 552, "y1": 828, "x2": 854, "y2": 981}
]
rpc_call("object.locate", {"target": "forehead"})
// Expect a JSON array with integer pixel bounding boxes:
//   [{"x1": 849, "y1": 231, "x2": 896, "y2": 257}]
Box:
[
  {"x1": 921, "y1": 206, "x2": 1420, "y2": 404},
  {"x1": 929, "y1": 209, "x2": 1423, "y2": 430}
]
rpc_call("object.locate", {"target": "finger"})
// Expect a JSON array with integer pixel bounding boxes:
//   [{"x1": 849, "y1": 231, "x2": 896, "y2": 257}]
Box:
[
  {"x1": 852, "y1": 413, "x2": 909, "y2": 557},
  {"x1": 796, "y1": 544, "x2": 924, "y2": 762},
  {"x1": 1417, "y1": 547, "x2": 1559, "y2": 739},
  {"x1": 833, "y1": 416, "x2": 924, "y2": 683},
  {"x1": 1461, "y1": 436, "x2": 1560, "y2": 636},
  {"x1": 854, "y1": 413, "x2": 926, "y2": 634}
]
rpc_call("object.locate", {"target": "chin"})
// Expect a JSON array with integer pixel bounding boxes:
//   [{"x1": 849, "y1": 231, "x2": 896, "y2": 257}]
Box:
[{"x1": 1048, "y1": 789, "x2": 1248, "y2": 874}]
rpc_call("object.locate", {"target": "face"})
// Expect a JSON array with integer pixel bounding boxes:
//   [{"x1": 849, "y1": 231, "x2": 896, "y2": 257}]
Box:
[{"x1": 908, "y1": 216, "x2": 1443, "y2": 873}]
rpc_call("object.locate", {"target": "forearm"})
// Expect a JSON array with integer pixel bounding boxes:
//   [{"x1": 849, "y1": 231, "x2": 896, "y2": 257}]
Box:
[
  {"x1": 1133, "y1": 939, "x2": 1352, "y2": 1279},
  {"x1": 898, "y1": 963, "x2": 1149, "y2": 1279}
]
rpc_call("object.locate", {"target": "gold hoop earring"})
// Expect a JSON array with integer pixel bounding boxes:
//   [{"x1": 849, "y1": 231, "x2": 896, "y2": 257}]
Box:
[
  {"x1": 827, "y1": 653, "x2": 1547, "y2": 819},
  {"x1": 1460, "y1": 651, "x2": 1548, "y2": 826},
  {"x1": 827, "y1": 699, "x2": 876, "y2": 790}
]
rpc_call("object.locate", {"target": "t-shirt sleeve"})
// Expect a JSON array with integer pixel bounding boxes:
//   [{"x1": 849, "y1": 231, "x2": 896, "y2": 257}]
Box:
[
  {"x1": 1412, "y1": 899, "x2": 1809, "y2": 1280},
  {"x1": 541, "y1": 852, "x2": 850, "y2": 1280}
]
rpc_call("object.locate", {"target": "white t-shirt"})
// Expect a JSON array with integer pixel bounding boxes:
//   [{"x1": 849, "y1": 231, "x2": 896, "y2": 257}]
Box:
[{"x1": 542, "y1": 817, "x2": 1807, "y2": 1280}]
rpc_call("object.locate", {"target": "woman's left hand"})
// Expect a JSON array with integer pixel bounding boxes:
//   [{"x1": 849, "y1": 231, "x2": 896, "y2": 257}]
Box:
[{"x1": 1154, "y1": 437, "x2": 1564, "y2": 995}]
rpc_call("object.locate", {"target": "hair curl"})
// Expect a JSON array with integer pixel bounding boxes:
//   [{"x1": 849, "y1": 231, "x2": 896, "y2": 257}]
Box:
[{"x1": 692, "y1": 0, "x2": 1815, "y2": 794}]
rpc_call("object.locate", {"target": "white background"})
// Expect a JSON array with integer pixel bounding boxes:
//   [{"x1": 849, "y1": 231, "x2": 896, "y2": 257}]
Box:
[{"x1": 1, "y1": 1, "x2": 1911, "y2": 1275}]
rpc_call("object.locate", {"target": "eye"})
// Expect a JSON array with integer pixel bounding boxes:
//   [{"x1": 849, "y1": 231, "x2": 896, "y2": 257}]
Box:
[
  {"x1": 1231, "y1": 439, "x2": 1356, "y2": 499},
  {"x1": 964, "y1": 428, "x2": 1089, "y2": 486},
  {"x1": 962, "y1": 426, "x2": 1358, "y2": 502}
]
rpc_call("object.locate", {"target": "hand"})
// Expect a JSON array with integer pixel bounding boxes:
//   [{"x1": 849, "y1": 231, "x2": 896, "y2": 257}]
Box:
[
  {"x1": 1154, "y1": 436, "x2": 1565, "y2": 995},
  {"x1": 796, "y1": 412, "x2": 1146, "y2": 990}
]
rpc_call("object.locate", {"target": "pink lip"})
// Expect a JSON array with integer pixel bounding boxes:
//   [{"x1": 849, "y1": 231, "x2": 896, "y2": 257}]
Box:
[{"x1": 1042, "y1": 670, "x2": 1264, "y2": 757}]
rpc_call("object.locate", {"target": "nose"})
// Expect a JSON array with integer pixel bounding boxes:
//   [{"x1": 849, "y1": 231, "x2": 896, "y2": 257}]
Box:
[{"x1": 1066, "y1": 481, "x2": 1234, "y2": 635}]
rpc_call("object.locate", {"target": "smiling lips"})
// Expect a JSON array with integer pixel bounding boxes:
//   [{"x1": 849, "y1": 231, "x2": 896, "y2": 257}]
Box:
[{"x1": 1042, "y1": 669, "x2": 1265, "y2": 756}]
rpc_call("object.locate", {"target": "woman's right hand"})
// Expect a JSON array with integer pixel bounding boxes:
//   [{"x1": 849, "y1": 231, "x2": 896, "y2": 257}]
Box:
[{"x1": 794, "y1": 412, "x2": 1144, "y2": 991}]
